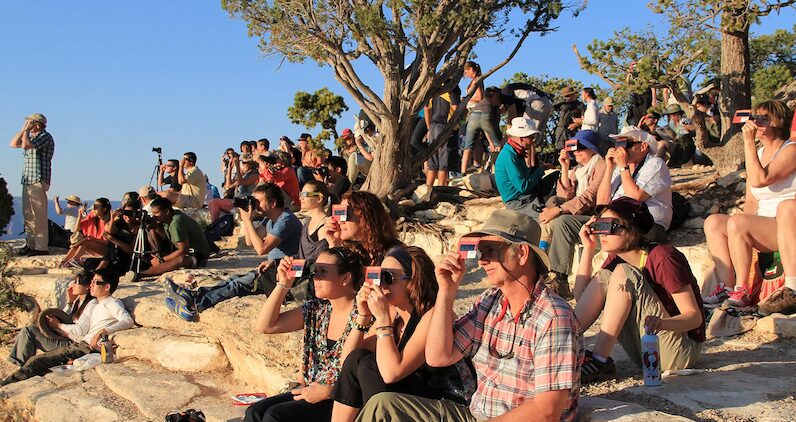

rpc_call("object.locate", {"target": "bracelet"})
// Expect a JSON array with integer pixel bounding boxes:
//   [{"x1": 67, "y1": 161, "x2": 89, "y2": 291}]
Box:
[
  {"x1": 354, "y1": 310, "x2": 372, "y2": 318},
  {"x1": 377, "y1": 332, "x2": 393, "y2": 339},
  {"x1": 353, "y1": 318, "x2": 374, "y2": 332},
  {"x1": 374, "y1": 325, "x2": 394, "y2": 332},
  {"x1": 276, "y1": 283, "x2": 291, "y2": 291}
]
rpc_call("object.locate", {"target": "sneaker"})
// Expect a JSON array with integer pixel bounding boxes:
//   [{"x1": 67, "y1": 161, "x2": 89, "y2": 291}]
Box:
[
  {"x1": 703, "y1": 283, "x2": 730, "y2": 308},
  {"x1": 165, "y1": 278, "x2": 196, "y2": 311},
  {"x1": 727, "y1": 286, "x2": 752, "y2": 308},
  {"x1": 164, "y1": 297, "x2": 197, "y2": 322},
  {"x1": 581, "y1": 350, "x2": 616, "y2": 383},
  {"x1": 758, "y1": 287, "x2": 796, "y2": 316}
]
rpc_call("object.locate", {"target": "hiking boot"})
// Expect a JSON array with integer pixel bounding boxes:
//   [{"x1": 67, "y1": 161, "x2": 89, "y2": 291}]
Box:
[
  {"x1": 164, "y1": 297, "x2": 197, "y2": 322},
  {"x1": 703, "y1": 283, "x2": 730, "y2": 308},
  {"x1": 581, "y1": 350, "x2": 616, "y2": 383},
  {"x1": 758, "y1": 287, "x2": 796, "y2": 316},
  {"x1": 727, "y1": 286, "x2": 752, "y2": 308}
]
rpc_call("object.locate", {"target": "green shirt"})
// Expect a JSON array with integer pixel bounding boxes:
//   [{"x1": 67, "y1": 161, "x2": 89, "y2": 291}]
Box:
[{"x1": 166, "y1": 211, "x2": 210, "y2": 256}]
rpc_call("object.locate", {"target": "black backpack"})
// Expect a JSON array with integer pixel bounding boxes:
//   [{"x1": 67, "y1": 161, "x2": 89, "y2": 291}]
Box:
[
  {"x1": 47, "y1": 219, "x2": 71, "y2": 248},
  {"x1": 204, "y1": 214, "x2": 235, "y2": 241}
]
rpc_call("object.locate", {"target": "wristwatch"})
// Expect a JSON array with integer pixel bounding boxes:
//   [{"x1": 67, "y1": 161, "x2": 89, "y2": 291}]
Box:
[{"x1": 620, "y1": 166, "x2": 630, "y2": 173}]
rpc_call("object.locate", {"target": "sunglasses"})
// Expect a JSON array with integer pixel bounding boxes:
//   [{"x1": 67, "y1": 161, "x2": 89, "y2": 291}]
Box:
[
  {"x1": 590, "y1": 218, "x2": 627, "y2": 235},
  {"x1": 300, "y1": 191, "x2": 323, "y2": 198},
  {"x1": 476, "y1": 240, "x2": 509, "y2": 262},
  {"x1": 90, "y1": 279, "x2": 108, "y2": 285},
  {"x1": 366, "y1": 266, "x2": 410, "y2": 287}
]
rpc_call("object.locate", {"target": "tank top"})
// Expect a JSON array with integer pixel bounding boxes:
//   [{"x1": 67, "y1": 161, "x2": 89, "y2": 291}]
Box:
[{"x1": 751, "y1": 140, "x2": 796, "y2": 218}]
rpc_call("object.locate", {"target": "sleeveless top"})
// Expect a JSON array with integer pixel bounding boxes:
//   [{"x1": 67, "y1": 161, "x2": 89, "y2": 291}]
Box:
[
  {"x1": 301, "y1": 300, "x2": 357, "y2": 385},
  {"x1": 751, "y1": 141, "x2": 796, "y2": 218}
]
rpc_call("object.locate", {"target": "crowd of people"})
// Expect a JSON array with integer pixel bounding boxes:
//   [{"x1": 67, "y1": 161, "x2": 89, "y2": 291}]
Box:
[{"x1": 6, "y1": 66, "x2": 796, "y2": 420}]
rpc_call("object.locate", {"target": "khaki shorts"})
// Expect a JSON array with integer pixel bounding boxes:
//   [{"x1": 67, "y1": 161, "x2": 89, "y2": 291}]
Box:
[
  {"x1": 596, "y1": 263, "x2": 701, "y2": 371},
  {"x1": 175, "y1": 194, "x2": 197, "y2": 209}
]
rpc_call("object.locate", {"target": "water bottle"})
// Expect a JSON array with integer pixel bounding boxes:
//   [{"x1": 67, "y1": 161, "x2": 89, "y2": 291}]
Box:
[
  {"x1": 99, "y1": 334, "x2": 115, "y2": 364},
  {"x1": 641, "y1": 328, "x2": 662, "y2": 386}
]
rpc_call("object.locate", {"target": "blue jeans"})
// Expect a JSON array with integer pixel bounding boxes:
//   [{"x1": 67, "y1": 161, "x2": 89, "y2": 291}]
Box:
[
  {"x1": 463, "y1": 111, "x2": 499, "y2": 150},
  {"x1": 194, "y1": 266, "x2": 277, "y2": 312}
]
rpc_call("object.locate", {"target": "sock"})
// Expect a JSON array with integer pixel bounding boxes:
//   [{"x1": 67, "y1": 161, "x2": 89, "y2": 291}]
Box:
[
  {"x1": 592, "y1": 353, "x2": 609, "y2": 363},
  {"x1": 785, "y1": 276, "x2": 796, "y2": 290},
  {"x1": 539, "y1": 240, "x2": 550, "y2": 252}
]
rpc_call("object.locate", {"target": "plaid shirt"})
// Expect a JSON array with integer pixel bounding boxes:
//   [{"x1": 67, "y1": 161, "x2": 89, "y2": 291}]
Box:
[
  {"x1": 453, "y1": 282, "x2": 584, "y2": 421},
  {"x1": 22, "y1": 130, "x2": 55, "y2": 185}
]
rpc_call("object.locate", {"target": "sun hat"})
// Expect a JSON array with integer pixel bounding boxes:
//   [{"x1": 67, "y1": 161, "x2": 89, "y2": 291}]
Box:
[
  {"x1": 570, "y1": 130, "x2": 601, "y2": 154},
  {"x1": 25, "y1": 113, "x2": 47, "y2": 125},
  {"x1": 560, "y1": 86, "x2": 577, "y2": 97},
  {"x1": 609, "y1": 125, "x2": 649, "y2": 143},
  {"x1": 506, "y1": 117, "x2": 540, "y2": 138},
  {"x1": 65, "y1": 195, "x2": 82, "y2": 205},
  {"x1": 603, "y1": 97, "x2": 614, "y2": 106},
  {"x1": 37, "y1": 308, "x2": 71, "y2": 340},
  {"x1": 663, "y1": 103, "x2": 683, "y2": 115},
  {"x1": 596, "y1": 196, "x2": 655, "y2": 233},
  {"x1": 462, "y1": 209, "x2": 550, "y2": 273},
  {"x1": 138, "y1": 186, "x2": 156, "y2": 198}
]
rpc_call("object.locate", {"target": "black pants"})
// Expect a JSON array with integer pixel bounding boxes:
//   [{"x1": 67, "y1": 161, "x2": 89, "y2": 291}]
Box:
[
  {"x1": 244, "y1": 393, "x2": 332, "y2": 422},
  {"x1": 334, "y1": 348, "x2": 442, "y2": 409}
]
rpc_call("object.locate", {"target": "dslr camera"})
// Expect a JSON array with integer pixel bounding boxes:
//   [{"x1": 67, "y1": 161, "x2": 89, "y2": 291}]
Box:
[
  {"x1": 313, "y1": 166, "x2": 329, "y2": 177},
  {"x1": 260, "y1": 155, "x2": 278, "y2": 165},
  {"x1": 152, "y1": 147, "x2": 162, "y2": 154},
  {"x1": 233, "y1": 196, "x2": 258, "y2": 212}
]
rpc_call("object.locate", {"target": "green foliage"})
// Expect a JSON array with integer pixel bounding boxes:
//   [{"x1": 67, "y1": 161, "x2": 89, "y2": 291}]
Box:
[
  {"x1": 0, "y1": 177, "x2": 14, "y2": 237},
  {"x1": 753, "y1": 64, "x2": 793, "y2": 102},
  {"x1": 0, "y1": 246, "x2": 23, "y2": 313},
  {"x1": 750, "y1": 26, "x2": 795, "y2": 101},
  {"x1": 287, "y1": 88, "x2": 349, "y2": 142}
]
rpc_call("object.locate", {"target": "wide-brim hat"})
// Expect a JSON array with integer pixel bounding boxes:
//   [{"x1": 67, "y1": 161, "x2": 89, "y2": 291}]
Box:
[
  {"x1": 37, "y1": 308, "x2": 71, "y2": 340},
  {"x1": 463, "y1": 209, "x2": 550, "y2": 273},
  {"x1": 663, "y1": 103, "x2": 683, "y2": 115},
  {"x1": 65, "y1": 195, "x2": 81, "y2": 204},
  {"x1": 25, "y1": 113, "x2": 47, "y2": 125},
  {"x1": 506, "y1": 117, "x2": 540, "y2": 138},
  {"x1": 609, "y1": 125, "x2": 648, "y2": 143},
  {"x1": 560, "y1": 86, "x2": 577, "y2": 97},
  {"x1": 603, "y1": 97, "x2": 614, "y2": 106},
  {"x1": 571, "y1": 130, "x2": 601, "y2": 154}
]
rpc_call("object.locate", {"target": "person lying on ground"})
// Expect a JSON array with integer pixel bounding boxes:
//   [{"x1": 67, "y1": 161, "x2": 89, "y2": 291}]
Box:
[
  {"x1": 0, "y1": 269, "x2": 134, "y2": 386},
  {"x1": 243, "y1": 247, "x2": 367, "y2": 422},
  {"x1": 59, "y1": 198, "x2": 112, "y2": 268},
  {"x1": 358, "y1": 209, "x2": 582, "y2": 421},
  {"x1": 331, "y1": 246, "x2": 475, "y2": 422},
  {"x1": 573, "y1": 197, "x2": 705, "y2": 383},
  {"x1": 7, "y1": 270, "x2": 95, "y2": 367},
  {"x1": 158, "y1": 152, "x2": 206, "y2": 209},
  {"x1": 208, "y1": 154, "x2": 259, "y2": 222}
]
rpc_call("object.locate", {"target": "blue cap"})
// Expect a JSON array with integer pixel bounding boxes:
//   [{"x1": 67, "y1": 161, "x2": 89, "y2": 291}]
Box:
[{"x1": 573, "y1": 130, "x2": 601, "y2": 154}]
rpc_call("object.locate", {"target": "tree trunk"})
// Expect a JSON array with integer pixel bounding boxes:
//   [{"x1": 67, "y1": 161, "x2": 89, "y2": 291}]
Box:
[{"x1": 361, "y1": 117, "x2": 416, "y2": 199}]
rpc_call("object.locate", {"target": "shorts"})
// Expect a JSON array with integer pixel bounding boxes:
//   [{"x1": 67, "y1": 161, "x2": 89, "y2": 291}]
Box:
[{"x1": 427, "y1": 124, "x2": 449, "y2": 171}]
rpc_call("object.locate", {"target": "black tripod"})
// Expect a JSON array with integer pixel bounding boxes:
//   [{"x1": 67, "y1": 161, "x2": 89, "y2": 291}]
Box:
[
  {"x1": 148, "y1": 148, "x2": 163, "y2": 192},
  {"x1": 129, "y1": 212, "x2": 157, "y2": 275}
]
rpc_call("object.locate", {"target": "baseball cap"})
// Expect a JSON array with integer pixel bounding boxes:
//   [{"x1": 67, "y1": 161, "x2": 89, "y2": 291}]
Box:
[
  {"x1": 570, "y1": 130, "x2": 601, "y2": 154},
  {"x1": 462, "y1": 209, "x2": 550, "y2": 272},
  {"x1": 341, "y1": 128, "x2": 353, "y2": 139},
  {"x1": 25, "y1": 113, "x2": 47, "y2": 125},
  {"x1": 609, "y1": 125, "x2": 649, "y2": 143},
  {"x1": 596, "y1": 197, "x2": 655, "y2": 233},
  {"x1": 603, "y1": 97, "x2": 614, "y2": 106},
  {"x1": 138, "y1": 186, "x2": 156, "y2": 198},
  {"x1": 506, "y1": 117, "x2": 540, "y2": 139}
]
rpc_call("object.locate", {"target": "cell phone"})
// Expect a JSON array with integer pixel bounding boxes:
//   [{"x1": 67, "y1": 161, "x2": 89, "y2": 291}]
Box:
[
  {"x1": 458, "y1": 238, "x2": 480, "y2": 260},
  {"x1": 732, "y1": 109, "x2": 752, "y2": 124},
  {"x1": 366, "y1": 266, "x2": 382, "y2": 286},
  {"x1": 591, "y1": 218, "x2": 616, "y2": 235},
  {"x1": 332, "y1": 205, "x2": 348, "y2": 222},
  {"x1": 564, "y1": 139, "x2": 579, "y2": 152},
  {"x1": 288, "y1": 259, "x2": 306, "y2": 278}
]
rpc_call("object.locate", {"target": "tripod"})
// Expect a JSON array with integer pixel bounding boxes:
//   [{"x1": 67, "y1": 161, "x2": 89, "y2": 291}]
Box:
[
  {"x1": 148, "y1": 149, "x2": 163, "y2": 192},
  {"x1": 129, "y1": 212, "x2": 157, "y2": 275}
]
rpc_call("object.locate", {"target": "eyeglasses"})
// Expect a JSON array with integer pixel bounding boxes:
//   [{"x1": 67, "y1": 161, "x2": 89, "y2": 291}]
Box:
[
  {"x1": 90, "y1": 279, "x2": 108, "y2": 285},
  {"x1": 300, "y1": 191, "x2": 323, "y2": 198},
  {"x1": 486, "y1": 302, "x2": 519, "y2": 359}
]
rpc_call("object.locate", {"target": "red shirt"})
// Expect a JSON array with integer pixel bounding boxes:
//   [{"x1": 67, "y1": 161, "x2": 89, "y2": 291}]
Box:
[
  {"x1": 602, "y1": 244, "x2": 706, "y2": 342},
  {"x1": 79, "y1": 214, "x2": 106, "y2": 239},
  {"x1": 260, "y1": 166, "x2": 300, "y2": 206}
]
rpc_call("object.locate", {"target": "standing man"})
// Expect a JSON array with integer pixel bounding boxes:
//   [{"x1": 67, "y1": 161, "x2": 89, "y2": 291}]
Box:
[
  {"x1": 424, "y1": 84, "x2": 461, "y2": 190},
  {"x1": 9, "y1": 113, "x2": 54, "y2": 256},
  {"x1": 553, "y1": 87, "x2": 585, "y2": 149}
]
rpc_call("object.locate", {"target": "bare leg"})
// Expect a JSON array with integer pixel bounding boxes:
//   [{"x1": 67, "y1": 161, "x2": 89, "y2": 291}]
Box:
[
  {"x1": 331, "y1": 402, "x2": 360, "y2": 422},
  {"x1": 593, "y1": 266, "x2": 633, "y2": 359},
  {"x1": 704, "y1": 214, "x2": 735, "y2": 288},
  {"x1": 425, "y1": 169, "x2": 436, "y2": 188},
  {"x1": 461, "y1": 149, "x2": 472, "y2": 174},
  {"x1": 574, "y1": 274, "x2": 607, "y2": 332},
  {"x1": 777, "y1": 200, "x2": 796, "y2": 278},
  {"x1": 727, "y1": 214, "x2": 779, "y2": 289},
  {"x1": 209, "y1": 198, "x2": 233, "y2": 222},
  {"x1": 437, "y1": 171, "x2": 448, "y2": 187}
]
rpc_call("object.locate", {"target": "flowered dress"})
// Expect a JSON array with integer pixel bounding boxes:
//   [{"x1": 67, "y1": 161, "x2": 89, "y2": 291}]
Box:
[{"x1": 301, "y1": 299, "x2": 357, "y2": 385}]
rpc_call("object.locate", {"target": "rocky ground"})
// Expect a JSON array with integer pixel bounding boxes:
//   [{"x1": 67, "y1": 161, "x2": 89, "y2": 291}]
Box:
[{"x1": 1, "y1": 166, "x2": 795, "y2": 421}]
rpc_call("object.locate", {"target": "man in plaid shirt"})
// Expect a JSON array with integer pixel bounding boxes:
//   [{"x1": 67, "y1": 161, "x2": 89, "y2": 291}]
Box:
[
  {"x1": 356, "y1": 209, "x2": 584, "y2": 421},
  {"x1": 9, "y1": 113, "x2": 55, "y2": 256}
]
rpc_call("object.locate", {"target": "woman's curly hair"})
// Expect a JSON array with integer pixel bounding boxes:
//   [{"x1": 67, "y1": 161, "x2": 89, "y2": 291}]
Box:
[{"x1": 342, "y1": 191, "x2": 401, "y2": 264}]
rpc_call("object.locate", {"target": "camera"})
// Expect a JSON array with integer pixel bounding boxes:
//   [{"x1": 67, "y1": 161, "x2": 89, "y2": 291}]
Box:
[
  {"x1": 152, "y1": 147, "x2": 162, "y2": 154},
  {"x1": 260, "y1": 155, "x2": 278, "y2": 165},
  {"x1": 233, "y1": 196, "x2": 258, "y2": 211},
  {"x1": 313, "y1": 166, "x2": 328, "y2": 177}
]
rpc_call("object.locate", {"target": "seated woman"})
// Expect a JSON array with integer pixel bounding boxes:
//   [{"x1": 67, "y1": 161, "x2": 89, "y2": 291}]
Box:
[
  {"x1": 208, "y1": 153, "x2": 259, "y2": 222},
  {"x1": 59, "y1": 198, "x2": 112, "y2": 268},
  {"x1": 703, "y1": 100, "x2": 796, "y2": 308},
  {"x1": 297, "y1": 181, "x2": 331, "y2": 263},
  {"x1": 259, "y1": 150, "x2": 300, "y2": 208},
  {"x1": 245, "y1": 247, "x2": 367, "y2": 422},
  {"x1": 573, "y1": 197, "x2": 705, "y2": 383},
  {"x1": 98, "y1": 199, "x2": 147, "y2": 275},
  {"x1": 323, "y1": 190, "x2": 402, "y2": 266},
  {"x1": 331, "y1": 246, "x2": 474, "y2": 422}
]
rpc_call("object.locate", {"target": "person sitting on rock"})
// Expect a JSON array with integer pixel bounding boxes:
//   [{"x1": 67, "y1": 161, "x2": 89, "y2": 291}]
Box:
[
  {"x1": 494, "y1": 117, "x2": 558, "y2": 218},
  {"x1": 208, "y1": 152, "x2": 259, "y2": 222},
  {"x1": 7, "y1": 270, "x2": 95, "y2": 367},
  {"x1": 59, "y1": 197, "x2": 112, "y2": 268},
  {"x1": 244, "y1": 247, "x2": 368, "y2": 422},
  {"x1": 540, "y1": 130, "x2": 606, "y2": 298},
  {"x1": 158, "y1": 152, "x2": 206, "y2": 210},
  {"x1": 323, "y1": 191, "x2": 403, "y2": 266},
  {"x1": 0, "y1": 269, "x2": 134, "y2": 386},
  {"x1": 124, "y1": 196, "x2": 210, "y2": 282},
  {"x1": 703, "y1": 100, "x2": 796, "y2": 309},
  {"x1": 97, "y1": 199, "x2": 146, "y2": 275},
  {"x1": 163, "y1": 183, "x2": 301, "y2": 320},
  {"x1": 331, "y1": 246, "x2": 475, "y2": 422},
  {"x1": 314, "y1": 155, "x2": 351, "y2": 203},
  {"x1": 758, "y1": 198, "x2": 796, "y2": 316},
  {"x1": 573, "y1": 197, "x2": 705, "y2": 383},
  {"x1": 357, "y1": 209, "x2": 583, "y2": 421},
  {"x1": 258, "y1": 150, "x2": 300, "y2": 208}
]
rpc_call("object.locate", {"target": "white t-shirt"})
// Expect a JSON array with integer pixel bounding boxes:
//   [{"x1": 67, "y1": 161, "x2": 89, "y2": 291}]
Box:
[
  {"x1": 63, "y1": 206, "x2": 80, "y2": 231},
  {"x1": 609, "y1": 155, "x2": 673, "y2": 230}
]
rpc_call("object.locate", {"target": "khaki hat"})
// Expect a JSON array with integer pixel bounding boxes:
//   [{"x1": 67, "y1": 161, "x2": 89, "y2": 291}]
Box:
[
  {"x1": 560, "y1": 86, "x2": 577, "y2": 97},
  {"x1": 65, "y1": 195, "x2": 82, "y2": 204},
  {"x1": 663, "y1": 103, "x2": 683, "y2": 115},
  {"x1": 506, "y1": 117, "x2": 540, "y2": 138},
  {"x1": 603, "y1": 97, "x2": 614, "y2": 106},
  {"x1": 37, "y1": 308, "x2": 71, "y2": 340},
  {"x1": 25, "y1": 113, "x2": 47, "y2": 126},
  {"x1": 463, "y1": 209, "x2": 550, "y2": 273},
  {"x1": 139, "y1": 185, "x2": 156, "y2": 197}
]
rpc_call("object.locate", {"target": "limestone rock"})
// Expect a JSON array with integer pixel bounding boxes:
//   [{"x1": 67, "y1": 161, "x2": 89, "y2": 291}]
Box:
[
  {"x1": 579, "y1": 397, "x2": 691, "y2": 421},
  {"x1": 397, "y1": 199, "x2": 415, "y2": 208},
  {"x1": 412, "y1": 184, "x2": 432, "y2": 204},
  {"x1": 413, "y1": 209, "x2": 444, "y2": 222},
  {"x1": 681, "y1": 217, "x2": 705, "y2": 230},
  {"x1": 434, "y1": 202, "x2": 459, "y2": 218},
  {"x1": 113, "y1": 328, "x2": 229, "y2": 372},
  {"x1": 754, "y1": 313, "x2": 796, "y2": 338},
  {"x1": 96, "y1": 360, "x2": 201, "y2": 420},
  {"x1": 717, "y1": 171, "x2": 742, "y2": 188},
  {"x1": 178, "y1": 208, "x2": 212, "y2": 227},
  {"x1": 34, "y1": 388, "x2": 120, "y2": 422}
]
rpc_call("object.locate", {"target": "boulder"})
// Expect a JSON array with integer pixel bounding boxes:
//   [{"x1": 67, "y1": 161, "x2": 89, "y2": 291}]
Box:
[
  {"x1": 112, "y1": 328, "x2": 229, "y2": 372},
  {"x1": 754, "y1": 313, "x2": 796, "y2": 338},
  {"x1": 434, "y1": 202, "x2": 459, "y2": 219},
  {"x1": 412, "y1": 184, "x2": 432, "y2": 204},
  {"x1": 716, "y1": 171, "x2": 742, "y2": 188},
  {"x1": 578, "y1": 397, "x2": 692, "y2": 421}
]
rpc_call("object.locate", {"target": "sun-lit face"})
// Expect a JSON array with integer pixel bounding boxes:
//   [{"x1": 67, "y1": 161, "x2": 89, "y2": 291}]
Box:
[
  {"x1": 377, "y1": 256, "x2": 409, "y2": 302},
  {"x1": 338, "y1": 199, "x2": 361, "y2": 242},
  {"x1": 299, "y1": 187, "x2": 324, "y2": 211},
  {"x1": 312, "y1": 252, "x2": 349, "y2": 299},
  {"x1": 476, "y1": 235, "x2": 515, "y2": 287}
]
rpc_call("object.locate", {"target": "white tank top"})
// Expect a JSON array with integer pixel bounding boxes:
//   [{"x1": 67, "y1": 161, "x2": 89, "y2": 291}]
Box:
[{"x1": 751, "y1": 140, "x2": 796, "y2": 217}]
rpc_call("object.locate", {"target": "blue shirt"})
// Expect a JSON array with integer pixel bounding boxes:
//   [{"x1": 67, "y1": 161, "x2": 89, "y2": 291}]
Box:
[
  {"x1": 265, "y1": 210, "x2": 302, "y2": 261},
  {"x1": 494, "y1": 144, "x2": 543, "y2": 203}
]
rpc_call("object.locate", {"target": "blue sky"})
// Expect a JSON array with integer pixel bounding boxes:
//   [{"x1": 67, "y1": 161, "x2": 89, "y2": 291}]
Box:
[{"x1": 1, "y1": 1, "x2": 793, "y2": 199}]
